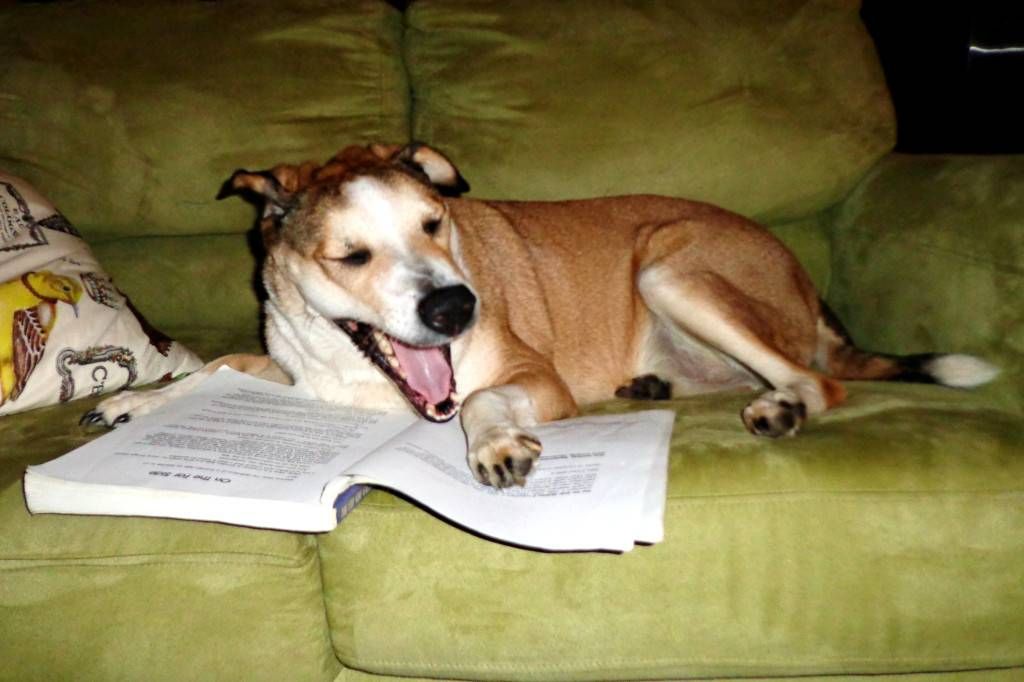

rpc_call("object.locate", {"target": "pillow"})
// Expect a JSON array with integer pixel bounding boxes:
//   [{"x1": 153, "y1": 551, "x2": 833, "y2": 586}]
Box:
[{"x1": 0, "y1": 172, "x2": 202, "y2": 416}]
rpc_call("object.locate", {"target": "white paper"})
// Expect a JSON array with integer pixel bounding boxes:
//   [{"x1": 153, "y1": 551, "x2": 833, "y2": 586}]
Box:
[
  {"x1": 26, "y1": 369, "x2": 675, "y2": 550},
  {"x1": 30, "y1": 368, "x2": 417, "y2": 502},
  {"x1": 347, "y1": 410, "x2": 675, "y2": 551},
  {"x1": 25, "y1": 369, "x2": 417, "y2": 530}
]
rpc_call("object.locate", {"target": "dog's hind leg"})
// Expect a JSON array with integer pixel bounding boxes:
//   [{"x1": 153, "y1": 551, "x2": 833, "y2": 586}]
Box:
[
  {"x1": 83, "y1": 354, "x2": 288, "y2": 428},
  {"x1": 638, "y1": 267, "x2": 845, "y2": 438}
]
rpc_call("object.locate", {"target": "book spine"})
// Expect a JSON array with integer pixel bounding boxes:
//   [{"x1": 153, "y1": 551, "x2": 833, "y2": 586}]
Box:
[{"x1": 333, "y1": 484, "x2": 371, "y2": 522}]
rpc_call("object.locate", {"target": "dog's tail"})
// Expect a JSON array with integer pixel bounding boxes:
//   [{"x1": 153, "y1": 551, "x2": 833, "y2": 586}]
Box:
[{"x1": 815, "y1": 302, "x2": 999, "y2": 388}]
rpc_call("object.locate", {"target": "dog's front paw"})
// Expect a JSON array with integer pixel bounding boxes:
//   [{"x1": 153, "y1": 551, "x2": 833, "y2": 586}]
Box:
[
  {"x1": 468, "y1": 426, "x2": 543, "y2": 488},
  {"x1": 80, "y1": 389, "x2": 172, "y2": 429}
]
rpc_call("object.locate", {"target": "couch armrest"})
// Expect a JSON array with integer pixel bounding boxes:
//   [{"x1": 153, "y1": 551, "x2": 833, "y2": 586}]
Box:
[{"x1": 827, "y1": 154, "x2": 1024, "y2": 412}]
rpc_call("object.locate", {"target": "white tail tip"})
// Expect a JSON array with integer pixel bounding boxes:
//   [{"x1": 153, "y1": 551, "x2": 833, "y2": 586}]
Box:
[{"x1": 926, "y1": 354, "x2": 1001, "y2": 388}]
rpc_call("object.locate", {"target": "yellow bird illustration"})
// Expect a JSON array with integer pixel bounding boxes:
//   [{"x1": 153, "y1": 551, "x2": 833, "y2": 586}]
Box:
[{"x1": 0, "y1": 271, "x2": 83, "y2": 406}]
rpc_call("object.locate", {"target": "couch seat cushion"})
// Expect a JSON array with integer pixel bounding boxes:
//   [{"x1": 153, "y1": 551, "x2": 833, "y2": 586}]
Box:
[
  {"x1": 319, "y1": 383, "x2": 1024, "y2": 681},
  {"x1": 405, "y1": 0, "x2": 894, "y2": 223},
  {"x1": 0, "y1": 332, "x2": 340, "y2": 682}
]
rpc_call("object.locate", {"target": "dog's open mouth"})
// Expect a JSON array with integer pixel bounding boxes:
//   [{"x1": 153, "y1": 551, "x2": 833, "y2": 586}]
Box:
[{"x1": 337, "y1": 320, "x2": 459, "y2": 422}]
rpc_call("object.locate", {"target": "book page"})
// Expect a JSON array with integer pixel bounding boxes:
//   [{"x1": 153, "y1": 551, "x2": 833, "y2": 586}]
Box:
[
  {"x1": 346, "y1": 410, "x2": 675, "y2": 552},
  {"x1": 27, "y1": 369, "x2": 675, "y2": 546},
  {"x1": 634, "y1": 414, "x2": 675, "y2": 544},
  {"x1": 29, "y1": 368, "x2": 417, "y2": 505}
]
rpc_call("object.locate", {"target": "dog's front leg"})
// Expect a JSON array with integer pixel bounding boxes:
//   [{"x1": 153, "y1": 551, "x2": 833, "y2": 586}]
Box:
[
  {"x1": 461, "y1": 370, "x2": 577, "y2": 488},
  {"x1": 82, "y1": 354, "x2": 289, "y2": 428},
  {"x1": 462, "y1": 385, "x2": 541, "y2": 488}
]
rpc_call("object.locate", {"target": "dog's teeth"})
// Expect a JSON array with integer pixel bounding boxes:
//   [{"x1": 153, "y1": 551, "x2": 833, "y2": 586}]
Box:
[
  {"x1": 372, "y1": 330, "x2": 394, "y2": 355},
  {"x1": 425, "y1": 404, "x2": 438, "y2": 419}
]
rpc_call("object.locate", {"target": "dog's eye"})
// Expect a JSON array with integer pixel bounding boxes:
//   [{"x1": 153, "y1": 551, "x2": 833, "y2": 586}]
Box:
[
  {"x1": 339, "y1": 249, "x2": 371, "y2": 267},
  {"x1": 423, "y1": 219, "x2": 442, "y2": 236}
]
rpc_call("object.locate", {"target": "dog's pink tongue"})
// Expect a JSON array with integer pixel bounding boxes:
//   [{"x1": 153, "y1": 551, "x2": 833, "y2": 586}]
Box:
[{"x1": 391, "y1": 339, "x2": 453, "y2": 405}]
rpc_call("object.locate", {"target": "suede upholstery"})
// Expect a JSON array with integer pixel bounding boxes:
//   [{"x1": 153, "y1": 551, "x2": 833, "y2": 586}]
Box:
[
  {"x1": 404, "y1": 0, "x2": 895, "y2": 222},
  {"x1": 0, "y1": 0, "x2": 409, "y2": 240},
  {"x1": 1, "y1": 2, "x2": 1022, "y2": 681},
  {"x1": 323, "y1": 386, "x2": 1024, "y2": 680},
  {"x1": 0, "y1": 0, "x2": 408, "y2": 328},
  {"x1": 829, "y1": 154, "x2": 1024, "y2": 413}
]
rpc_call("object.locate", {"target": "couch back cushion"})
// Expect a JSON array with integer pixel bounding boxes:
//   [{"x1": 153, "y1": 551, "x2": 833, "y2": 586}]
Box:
[
  {"x1": 829, "y1": 154, "x2": 1024, "y2": 414},
  {"x1": 406, "y1": 0, "x2": 895, "y2": 223},
  {"x1": 0, "y1": 0, "x2": 408, "y2": 241}
]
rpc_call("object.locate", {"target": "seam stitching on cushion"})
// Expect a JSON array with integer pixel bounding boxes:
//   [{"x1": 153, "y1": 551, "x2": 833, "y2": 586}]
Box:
[
  {"x1": 312, "y1": 525, "x2": 345, "y2": 670},
  {"x1": 840, "y1": 227, "x2": 1024, "y2": 277},
  {"x1": 397, "y1": 1, "x2": 414, "y2": 141},
  {"x1": 663, "y1": 489, "x2": 1024, "y2": 503},
  {"x1": 355, "y1": 489, "x2": 1024, "y2": 513},
  {"x1": 0, "y1": 559, "x2": 307, "y2": 571},
  {"x1": 0, "y1": 547, "x2": 315, "y2": 567},
  {"x1": 340, "y1": 655, "x2": 1024, "y2": 673}
]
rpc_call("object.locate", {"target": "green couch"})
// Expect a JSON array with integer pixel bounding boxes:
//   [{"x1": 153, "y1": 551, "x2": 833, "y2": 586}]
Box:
[{"x1": 2, "y1": 2, "x2": 1022, "y2": 680}]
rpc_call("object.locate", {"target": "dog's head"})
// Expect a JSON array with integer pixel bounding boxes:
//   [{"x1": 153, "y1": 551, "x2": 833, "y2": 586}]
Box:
[{"x1": 218, "y1": 143, "x2": 474, "y2": 422}]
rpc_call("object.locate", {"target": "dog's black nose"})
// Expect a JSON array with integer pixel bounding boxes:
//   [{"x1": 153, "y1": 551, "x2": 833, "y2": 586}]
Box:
[{"x1": 418, "y1": 285, "x2": 476, "y2": 337}]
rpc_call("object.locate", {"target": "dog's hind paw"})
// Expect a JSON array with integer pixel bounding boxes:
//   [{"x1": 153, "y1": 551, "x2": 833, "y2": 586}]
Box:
[
  {"x1": 615, "y1": 374, "x2": 672, "y2": 400},
  {"x1": 741, "y1": 389, "x2": 807, "y2": 438},
  {"x1": 468, "y1": 426, "x2": 542, "y2": 488}
]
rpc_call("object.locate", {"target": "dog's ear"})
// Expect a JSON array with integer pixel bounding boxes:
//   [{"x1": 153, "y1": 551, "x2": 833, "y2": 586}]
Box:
[
  {"x1": 395, "y1": 143, "x2": 470, "y2": 197},
  {"x1": 216, "y1": 168, "x2": 297, "y2": 218}
]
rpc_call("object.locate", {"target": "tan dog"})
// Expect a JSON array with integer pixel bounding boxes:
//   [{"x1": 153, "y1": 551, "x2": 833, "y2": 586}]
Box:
[{"x1": 86, "y1": 144, "x2": 998, "y2": 487}]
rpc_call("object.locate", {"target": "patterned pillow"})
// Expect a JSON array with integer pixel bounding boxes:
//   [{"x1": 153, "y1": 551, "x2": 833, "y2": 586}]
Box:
[{"x1": 0, "y1": 172, "x2": 202, "y2": 416}]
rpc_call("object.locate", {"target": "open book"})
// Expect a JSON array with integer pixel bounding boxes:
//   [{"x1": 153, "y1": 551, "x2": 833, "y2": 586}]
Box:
[{"x1": 24, "y1": 368, "x2": 675, "y2": 552}]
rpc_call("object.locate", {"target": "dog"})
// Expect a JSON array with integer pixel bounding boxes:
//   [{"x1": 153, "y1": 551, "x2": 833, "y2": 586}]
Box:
[{"x1": 84, "y1": 143, "x2": 999, "y2": 488}]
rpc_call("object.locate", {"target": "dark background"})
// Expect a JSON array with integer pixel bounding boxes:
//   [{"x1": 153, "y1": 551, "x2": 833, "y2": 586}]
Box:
[{"x1": 861, "y1": 1, "x2": 1024, "y2": 153}]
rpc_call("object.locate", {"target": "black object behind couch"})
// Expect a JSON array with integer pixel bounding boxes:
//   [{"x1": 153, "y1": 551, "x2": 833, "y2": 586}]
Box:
[{"x1": 862, "y1": 1, "x2": 1024, "y2": 154}]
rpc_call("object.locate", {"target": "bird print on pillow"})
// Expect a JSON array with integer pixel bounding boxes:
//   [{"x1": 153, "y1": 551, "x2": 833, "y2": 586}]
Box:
[{"x1": 0, "y1": 270, "x2": 83, "y2": 405}]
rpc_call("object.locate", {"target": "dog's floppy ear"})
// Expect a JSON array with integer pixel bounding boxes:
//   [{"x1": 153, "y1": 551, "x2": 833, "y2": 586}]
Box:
[
  {"x1": 395, "y1": 143, "x2": 470, "y2": 197},
  {"x1": 216, "y1": 168, "x2": 297, "y2": 218}
]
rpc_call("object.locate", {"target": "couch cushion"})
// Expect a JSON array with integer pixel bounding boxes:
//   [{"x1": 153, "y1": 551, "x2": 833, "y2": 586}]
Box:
[
  {"x1": 319, "y1": 384, "x2": 1024, "y2": 681},
  {"x1": 0, "y1": 0, "x2": 408, "y2": 240},
  {"x1": 91, "y1": 234, "x2": 264, "y2": 332},
  {"x1": 405, "y1": 0, "x2": 895, "y2": 223},
  {"x1": 828, "y1": 154, "x2": 1024, "y2": 414},
  {"x1": 0, "y1": 332, "x2": 340, "y2": 681}
]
